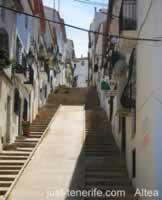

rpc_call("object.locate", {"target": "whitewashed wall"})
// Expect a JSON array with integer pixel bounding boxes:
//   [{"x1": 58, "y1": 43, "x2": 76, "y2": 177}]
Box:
[
  {"x1": 135, "y1": 0, "x2": 162, "y2": 197},
  {"x1": 74, "y1": 59, "x2": 88, "y2": 88}
]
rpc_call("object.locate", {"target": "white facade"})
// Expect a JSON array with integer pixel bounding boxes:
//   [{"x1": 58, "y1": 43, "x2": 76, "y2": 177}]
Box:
[
  {"x1": 0, "y1": 0, "x2": 17, "y2": 59},
  {"x1": 135, "y1": 0, "x2": 162, "y2": 197},
  {"x1": 64, "y1": 39, "x2": 75, "y2": 61},
  {"x1": 88, "y1": 8, "x2": 107, "y2": 86},
  {"x1": 0, "y1": 1, "x2": 22, "y2": 149},
  {"x1": 90, "y1": 0, "x2": 162, "y2": 198},
  {"x1": 74, "y1": 58, "x2": 88, "y2": 88},
  {"x1": 0, "y1": 73, "x2": 14, "y2": 149}
]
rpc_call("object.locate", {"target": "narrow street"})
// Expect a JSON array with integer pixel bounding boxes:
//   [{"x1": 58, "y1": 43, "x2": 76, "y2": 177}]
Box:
[
  {"x1": 0, "y1": 88, "x2": 137, "y2": 200},
  {"x1": 1, "y1": 0, "x2": 162, "y2": 198},
  {"x1": 85, "y1": 89, "x2": 137, "y2": 199}
]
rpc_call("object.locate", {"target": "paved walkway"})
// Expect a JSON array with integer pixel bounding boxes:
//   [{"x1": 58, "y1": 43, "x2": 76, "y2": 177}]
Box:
[{"x1": 7, "y1": 106, "x2": 85, "y2": 200}]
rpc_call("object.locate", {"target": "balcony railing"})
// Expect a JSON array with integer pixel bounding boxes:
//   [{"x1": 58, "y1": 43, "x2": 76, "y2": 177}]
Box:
[
  {"x1": 120, "y1": 49, "x2": 136, "y2": 110},
  {"x1": 120, "y1": 0, "x2": 137, "y2": 31}
]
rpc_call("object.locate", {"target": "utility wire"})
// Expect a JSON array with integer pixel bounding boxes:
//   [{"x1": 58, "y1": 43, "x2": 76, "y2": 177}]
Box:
[
  {"x1": 0, "y1": 5, "x2": 162, "y2": 42},
  {"x1": 137, "y1": 0, "x2": 153, "y2": 40},
  {"x1": 73, "y1": 0, "x2": 107, "y2": 7}
]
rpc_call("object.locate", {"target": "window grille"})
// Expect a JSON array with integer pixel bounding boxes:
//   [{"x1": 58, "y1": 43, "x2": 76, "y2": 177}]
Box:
[{"x1": 120, "y1": 0, "x2": 137, "y2": 31}]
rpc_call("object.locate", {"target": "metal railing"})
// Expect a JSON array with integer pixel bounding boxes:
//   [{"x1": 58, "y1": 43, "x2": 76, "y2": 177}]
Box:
[
  {"x1": 120, "y1": 48, "x2": 136, "y2": 110},
  {"x1": 120, "y1": 0, "x2": 137, "y2": 31}
]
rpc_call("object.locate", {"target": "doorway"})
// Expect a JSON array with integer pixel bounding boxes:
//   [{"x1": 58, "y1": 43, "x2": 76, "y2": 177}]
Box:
[
  {"x1": 6, "y1": 96, "x2": 11, "y2": 144},
  {"x1": 18, "y1": 98, "x2": 22, "y2": 136},
  {"x1": 109, "y1": 97, "x2": 114, "y2": 121},
  {"x1": 23, "y1": 99, "x2": 28, "y2": 121},
  {"x1": 121, "y1": 117, "x2": 126, "y2": 154}
]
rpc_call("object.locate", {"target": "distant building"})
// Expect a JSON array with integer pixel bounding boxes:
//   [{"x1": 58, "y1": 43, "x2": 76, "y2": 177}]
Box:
[{"x1": 73, "y1": 57, "x2": 88, "y2": 88}]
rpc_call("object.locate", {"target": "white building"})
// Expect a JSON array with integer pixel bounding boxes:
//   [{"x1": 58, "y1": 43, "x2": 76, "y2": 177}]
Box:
[
  {"x1": 74, "y1": 57, "x2": 88, "y2": 88},
  {"x1": 88, "y1": 8, "x2": 107, "y2": 86},
  {"x1": 64, "y1": 39, "x2": 75, "y2": 87},
  {"x1": 135, "y1": 0, "x2": 162, "y2": 196},
  {"x1": 90, "y1": 0, "x2": 162, "y2": 198},
  {"x1": 44, "y1": 6, "x2": 68, "y2": 87},
  {"x1": 0, "y1": 0, "x2": 23, "y2": 148}
]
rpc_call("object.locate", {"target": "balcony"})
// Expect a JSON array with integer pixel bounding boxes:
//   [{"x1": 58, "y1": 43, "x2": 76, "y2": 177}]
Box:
[{"x1": 120, "y1": 0, "x2": 137, "y2": 31}]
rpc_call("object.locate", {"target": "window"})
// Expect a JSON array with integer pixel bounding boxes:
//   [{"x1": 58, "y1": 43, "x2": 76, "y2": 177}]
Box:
[
  {"x1": 16, "y1": 37, "x2": 23, "y2": 64},
  {"x1": 94, "y1": 64, "x2": 98, "y2": 72},
  {"x1": 132, "y1": 110, "x2": 136, "y2": 138},
  {"x1": 0, "y1": 28, "x2": 9, "y2": 51},
  {"x1": 132, "y1": 148, "x2": 136, "y2": 178},
  {"x1": 0, "y1": 0, "x2": 6, "y2": 22},
  {"x1": 22, "y1": 54, "x2": 27, "y2": 76},
  {"x1": 45, "y1": 85, "x2": 47, "y2": 98},
  {"x1": 29, "y1": 66, "x2": 34, "y2": 84},
  {"x1": 120, "y1": 0, "x2": 137, "y2": 31},
  {"x1": 14, "y1": 89, "x2": 20, "y2": 115},
  {"x1": 25, "y1": 16, "x2": 28, "y2": 29},
  {"x1": 50, "y1": 77, "x2": 53, "y2": 90},
  {"x1": 81, "y1": 60, "x2": 85, "y2": 66},
  {"x1": 23, "y1": 99, "x2": 28, "y2": 121}
]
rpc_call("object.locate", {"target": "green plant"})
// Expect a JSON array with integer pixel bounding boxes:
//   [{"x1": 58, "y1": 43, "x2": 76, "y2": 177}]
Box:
[
  {"x1": 12, "y1": 63, "x2": 25, "y2": 74},
  {"x1": 22, "y1": 121, "x2": 30, "y2": 136},
  {"x1": 0, "y1": 48, "x2": 12, "y2": 69},
  {"x1": 45, "y1": 57, "x2": 51, "y2": 65}
]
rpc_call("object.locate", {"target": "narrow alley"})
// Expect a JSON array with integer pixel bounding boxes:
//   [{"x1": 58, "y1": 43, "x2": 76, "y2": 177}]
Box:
[
  {"x1": 1, "y1": 0, "x2": 162, "y2": 199},
  {"x1": 0, "y1": 88, "x2": 137, "y2": 199}
]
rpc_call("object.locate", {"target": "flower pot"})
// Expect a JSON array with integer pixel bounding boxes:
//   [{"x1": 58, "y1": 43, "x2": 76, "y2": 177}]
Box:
[{"x1": 22, "y1": 121, "x2": 30, "y2": 136}]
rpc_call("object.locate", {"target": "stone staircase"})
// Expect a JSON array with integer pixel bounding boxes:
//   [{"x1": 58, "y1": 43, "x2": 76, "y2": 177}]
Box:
[
  {"x1": 0, "y1": 102, "x2": 58, "y2": 196},
  {"x1": 0, "y1": 87, "x2": 88, "y2": 196},
  {"x1": 85, "y1": 88, "x2": 138, "y2": 199},
  {"x1": 0, "y1": 87, "x2": 138, "y2": 199}
]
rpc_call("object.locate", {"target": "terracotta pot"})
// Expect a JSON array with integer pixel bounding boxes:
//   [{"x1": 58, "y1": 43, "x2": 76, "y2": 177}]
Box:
[{"x1": 22, "y1": 121, "x2": 30, "y2": 136}]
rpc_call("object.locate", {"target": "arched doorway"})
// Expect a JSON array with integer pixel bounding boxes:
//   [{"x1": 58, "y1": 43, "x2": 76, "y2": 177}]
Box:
[
  {"x1": 23, "y1": 98, "x2": 28, "y2": 121},
  {"x1": 6, "y1": 96, "x2": 11, "y2": 144},
  {"x1": 14, "y1": 88, "x2": 21, "y2": 135},
  {"x1": 0, "y1": 28, "x2": 9, "y2": 51}
]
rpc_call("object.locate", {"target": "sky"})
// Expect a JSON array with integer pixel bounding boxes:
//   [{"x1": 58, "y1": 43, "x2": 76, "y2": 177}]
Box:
[{"x1": 43, "y1": 0, "x2": 108, "y2": 58}]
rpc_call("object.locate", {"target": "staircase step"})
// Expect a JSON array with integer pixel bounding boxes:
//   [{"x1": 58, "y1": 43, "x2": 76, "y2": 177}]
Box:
[
  {"x1": 27, "y1": 135, "x2": 41, "y2": 138},
  {"x1": 0, "y1": 170, "x2": 19, "y2": 175},
  {"x1": 0, "y1": 160, "x2": 24, "y2": 164},
  {"x1": 30, "y1": 131, "x2": 43, "y2": 134},
  {"x1": 0, "y1": 153, "x2": 29, "y2": 157},
  {"x1": 0, "y1": 175, "x2": 16, "y2": 181},
  {"x1": 85, "y1": 89, "x2": 136, "y2": 200},
  {"x1": 86, "y1": 172, "x2": 128, "y2": 178},
  {"x1": 15, "y1": 148, "x2": 33, "y2": 152},
  {"x1": 0, "y1": 166, "x2": 22, "y2": 170},
  {"x1": 14, "y1": 143, "x2": 36, "y2": 148},
  {"x1": 0, "y1": 156, "x2": 27, "y2": 160},
  {"x1": 0, "y1": 182, "x2": 12, "y2": 187},
  {"x1": 0, "y1": 189, "x2": 7, "y2": 195},
  {"x1": 15, "y1": 139, "x2": 38, "y2": 143},
  {"x1": 85, "y1": 178, "x2": 131, "y2": 185}
]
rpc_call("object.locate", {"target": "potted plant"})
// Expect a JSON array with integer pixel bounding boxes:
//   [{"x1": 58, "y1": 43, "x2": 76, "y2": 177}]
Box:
[
  {"x1": 0, "y1": 48, "x2": 12, "y2": 70},
  {"x1": 12, "y1": 63, "x2": 25, "y2": 74},
  {"x1": 22, "y1": 120, "x2": 30, "y2": 136}
]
